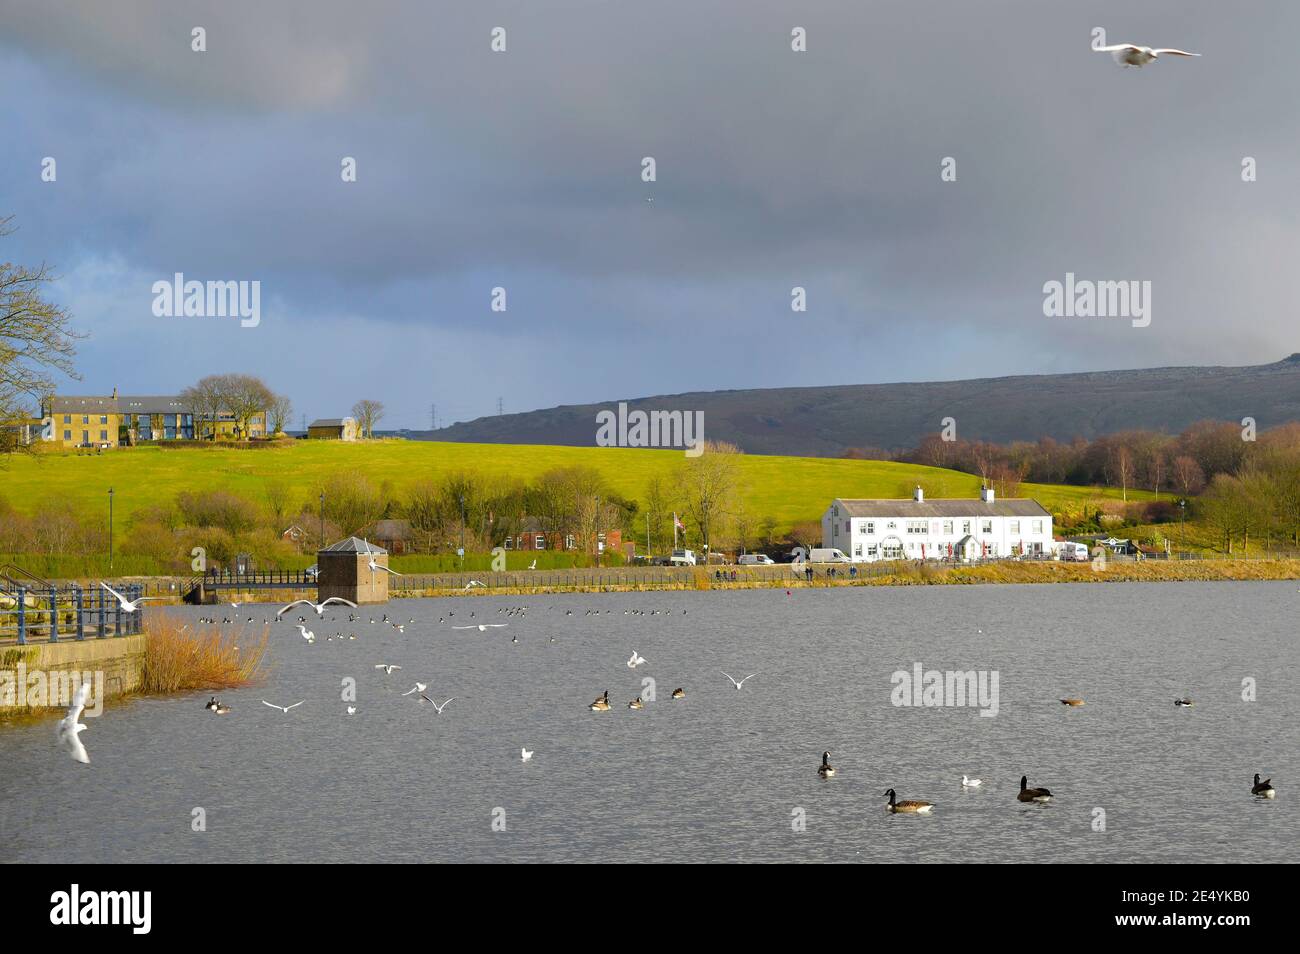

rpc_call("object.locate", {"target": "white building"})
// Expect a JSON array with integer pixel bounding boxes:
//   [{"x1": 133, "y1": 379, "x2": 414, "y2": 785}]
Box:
[{"x1": 821, "y1": 486, "x2": 1054, "y2": 563}]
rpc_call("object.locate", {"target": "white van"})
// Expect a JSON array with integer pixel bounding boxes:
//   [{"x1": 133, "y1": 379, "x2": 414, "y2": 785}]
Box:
[
  {"x1": 669, "y1": 549, "x2": 697, "y2": 566},
  {"x1": 1055, "y1": 542, "x2": 1089, "y2": 562},
  {"x1": 738, "y1": 553, "x2": 774, "y2": 566},
  {"x1": 809, "y1": 548, "x2": 851, "y2": 564}
]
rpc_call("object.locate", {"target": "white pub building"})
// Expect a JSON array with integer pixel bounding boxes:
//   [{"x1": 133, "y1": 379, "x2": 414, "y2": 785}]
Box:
[{"x1": 821, "y1": 486, "x2": 1054, "y2": 563}]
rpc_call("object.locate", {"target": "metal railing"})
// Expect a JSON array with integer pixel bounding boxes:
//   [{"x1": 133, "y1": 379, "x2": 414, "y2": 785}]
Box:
[{"x1": 0, "y1": 582, "x2": 147, "y2": 645}]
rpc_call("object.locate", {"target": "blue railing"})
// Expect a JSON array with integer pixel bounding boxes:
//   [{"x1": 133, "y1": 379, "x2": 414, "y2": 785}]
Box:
[{"x1": 1, "y1": 582, "x2": 147, "y2": 645}]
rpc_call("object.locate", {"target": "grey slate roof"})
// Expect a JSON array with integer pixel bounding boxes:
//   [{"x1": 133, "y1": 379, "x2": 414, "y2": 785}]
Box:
[
  {"x1": 319, "y1": 536, "x2": 387, "y2": 555},
  {"x1": 309, "y1": 418, "x2": 352, "y2": 428},
  {"x1": 833, "y1": 498, "x2": 1051, "y2": 518}
]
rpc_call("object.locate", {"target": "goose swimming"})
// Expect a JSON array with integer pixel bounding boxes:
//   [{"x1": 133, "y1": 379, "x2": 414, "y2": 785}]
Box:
[
  {"x1": 818, "y1": 751, "x2": 835, "y2": 778},
  {"x1": 589, "y1": 691, "x2": 611, "y2": 712},
  {"x1": 1018, "y1": 775, "x2": 1053, "y2": 802},
  {"x1": 884, "y1": 789, "x2": 932, "y2": 813},
  {"x1": 1252, "y1": 774, "x2": 1276, "y2": 799}
]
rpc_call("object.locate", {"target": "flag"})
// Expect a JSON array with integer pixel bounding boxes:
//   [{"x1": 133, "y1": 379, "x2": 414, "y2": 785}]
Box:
[{"x1": 673, "y1": 513, "x2": 685, "y2": 530}]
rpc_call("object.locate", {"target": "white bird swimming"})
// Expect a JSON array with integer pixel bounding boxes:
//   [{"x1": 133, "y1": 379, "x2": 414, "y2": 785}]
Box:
[
  {"x1": 296, "y1": 624, "x2": 315, "y2": 643},
  {"x1": 452, "y1": 623, "x2": 506, "y2": 632},
  {"x1": 418, "y1": 695, "x2": 454, "y2": 714},
  {"x1": 521, "y1": 747, "x2": 533, "y2": 762},
  {"x1": 962, "y1": 775, "x2": 983, "y2": 788},
  {"x1": 401, "y1": 683, "x2": 428, "y2": 696},
  {"x1": 1095, "y1": 42, "x2": 1200, "y2": 68},
  {"x1": 277, "y1": 597, "x2": 358, "y2": 618},
  {"x1": 230, "y1": 601, "x2": 241, "y2": 608},
  {"x1": 99, "y1": 582, "x2": 164, "y2": 613},
  {"x1": 56, "y1": 681, "x2": 92, "y2": 764},
  {"x1": 721, "y1": 671, "x2": 760, "y2": 690},
  {"x1": 626, "y1": 651, "x2": 647, "y2": 669},
  {"x1": 261, "y1": 700, "x2": 305, "y2": 713},
  {"x1": 346, "y1": 706, "x2": 356, "y2": 715}
]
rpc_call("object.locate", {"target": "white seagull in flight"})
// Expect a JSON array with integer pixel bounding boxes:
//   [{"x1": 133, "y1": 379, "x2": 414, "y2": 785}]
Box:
[
  {"x1": 1095, "y1": 42, "x2": 1200, "y2": 68},
  {"x1": 721, "y1": 671, "x2": 760, "y2": 690},
  {"x1": 626, "y1": 651, "x2": 647, "y2": 669},
  {"x1": 56, "y1": 681, "x2": 92, "y2": 764},
  {"x1": 367, "y1": 555, "x2": 403, "y2": 577},
  {"x1": 419, "y1": 695, "x2": 454, "y2": 713},
  {"x1": 99, "y1": 582, "x2": 163, "y2": 613},
  {"x1": 261, "y1": 700, "x2": 305, "y2": 713},
  {"x1": 374, "y1": 664, "x2": 401, "y2": 674},
  {"x1": 277, "y1": 597, "x2": 358, "y2": 618},
  {"x1": 401, "y1": 682, "x2": 428, "y2": 696}
]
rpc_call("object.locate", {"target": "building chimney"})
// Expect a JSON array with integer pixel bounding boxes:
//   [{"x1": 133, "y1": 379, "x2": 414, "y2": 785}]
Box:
[
  {"x1": 981, "y1": 485, "x2": 995, "y2": 503},
  {"x1": 111, "y1": 386, "x2": 118, "y2": 400},
  {"x1": 913, "y1": 485, "x2": 924, "y2": 502}
]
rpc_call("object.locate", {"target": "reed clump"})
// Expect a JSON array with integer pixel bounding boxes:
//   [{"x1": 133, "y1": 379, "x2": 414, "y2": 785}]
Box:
[{"x1": 140, "y1": 616, "x2": 270, "y2": 693}]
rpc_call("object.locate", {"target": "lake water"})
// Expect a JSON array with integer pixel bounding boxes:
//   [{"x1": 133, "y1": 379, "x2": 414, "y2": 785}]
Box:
[{"x1": 2, "y1": 582, "x2": 1296, "y2": 863}]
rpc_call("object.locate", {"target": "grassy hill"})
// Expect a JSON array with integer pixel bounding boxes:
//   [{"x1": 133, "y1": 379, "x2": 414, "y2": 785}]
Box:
[{"x1": 1, "y1": 439, "x2": 1145, "y2": 532}]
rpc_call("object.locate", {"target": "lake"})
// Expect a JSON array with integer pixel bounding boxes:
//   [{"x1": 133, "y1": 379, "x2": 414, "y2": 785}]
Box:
[{"x1": 2, "y1": 581, "x2": 1295, "y2": 863}]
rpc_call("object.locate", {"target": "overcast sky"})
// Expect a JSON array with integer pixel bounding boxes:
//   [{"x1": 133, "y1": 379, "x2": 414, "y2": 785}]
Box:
[{"x1": 4, "y1": 1, "x2": 1297, "y2": 430}]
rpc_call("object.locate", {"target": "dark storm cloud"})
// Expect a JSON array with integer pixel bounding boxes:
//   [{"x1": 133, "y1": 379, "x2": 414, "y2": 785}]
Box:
[{"x1": 3, "y1": 0, "x2": 1297, "y2": 428}]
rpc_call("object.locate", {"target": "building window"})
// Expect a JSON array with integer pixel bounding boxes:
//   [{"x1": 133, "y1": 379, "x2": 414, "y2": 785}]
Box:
[
  {"x1": 82, "y1": 415, "x2": 89, "y2": 424},
  {"x1": 1032, "y1": 520, "x2": 1043, "y2": 534},
  {"x1": 864, "y1": 521, "x2": 875, "y2": 535},
  {"x1": 963, "y1": 521, "x2": 971, "y2": 534},
  {"x1": 943, "y1": 520, "x2": 953, "y2": 534},
  {"x1": 100, "y1": 430, "x2": 108, "y2": 441},
  {"x1": 1010, "y1": 520, "x2": 1020, "y2": 534},
  {"x1": 982, "y1": 521, "x2": 993, "y2": 534},
  {"x1": 534, "y1": 534, "x2": 545, "y2": 550},
  {"x1": 99, "y1": 415, "x2": 108, "y2": 425},
  {"x1": 564, "y1": 534, "x2": 575, "y2": 550},
  {"x1": 63, "y1": 429, "x2": 71, "y2": 441},
  {"x1": 854, "y1": 543, "x2": 863, "y2": 557},
  {"x1": 503, "y1": 536, "x2": 513, "y2": 550},
  {"x1": 63, "y1": 415, "x2": 71, "y2": 424},
  {"x1": 833, "y1": 505, "x2": 839, "y2": 517},
  {"x1": 867, "y1": 546, "x2": 878, "y2": 557}
]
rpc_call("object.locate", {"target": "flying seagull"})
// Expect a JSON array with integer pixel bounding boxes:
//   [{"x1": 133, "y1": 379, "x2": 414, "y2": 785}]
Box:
[
  {"x1": 401, "y1": 682, "x2": 428, "y2": 696},
  {"x1": 527, "y1": 559, "x2": 537, "y2": 570},
  {"x1": 452, "y1": 623, "x2": 506, "y2": 632},
  {"x1": 721, "y1": 671, "x2": 760, "y2": 690},
  {"x1": 463, "y1": 580, "x2": 486, "y2": 590},
  {"x1": 261, "y1": 700, "x2": 305, "y2": 713},
  {"x1": 521, "y1": 747, "x2": 534, "y2": 762},
  {"x1": 1095, "y1": 43, "x2": 1200, "y2": 67},
  {"x1": 56, "y1": 681, "x2": 92, "y2": 764},
  {"x1": 626, "y1": 651, "x2": 647, "y2": 669},
  {"x1": 277, "y1": 597, "x2": 358, "y2": 618},
  {"x1": 296, "y1": 624, "x2": 315, "y2": 643},
  {"x1": 367, "y1": 555, "x2": 404, "y2": 577},
  {"x1": 374, "y1": 664, "x2": 402, "y2": 674},
  {"x1": 99, "y1": 582, "x2": 164, "y2": 613},
  {"x1": 418, "y1": 695, "x2": 454, "y2": 713}
]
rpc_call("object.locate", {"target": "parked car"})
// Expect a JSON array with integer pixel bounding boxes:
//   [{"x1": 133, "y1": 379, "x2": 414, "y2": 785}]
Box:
[
  {"x1": 738, "y1": 553, "x2": 774, "y2": 565},
  {"x1": 669, "y1": 549, "x2": 697, "y2": 566},
  {"x1": 808, "y1": 548, "x2": 851, "y2": 564}
]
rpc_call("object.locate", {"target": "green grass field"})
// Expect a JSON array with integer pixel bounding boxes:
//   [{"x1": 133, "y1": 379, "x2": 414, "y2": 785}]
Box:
[{"x1": 0, "y1": 439, "x2": 1148, "y2": 530}]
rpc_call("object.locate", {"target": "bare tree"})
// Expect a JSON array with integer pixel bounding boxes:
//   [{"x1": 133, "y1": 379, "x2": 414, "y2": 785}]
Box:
[
  {"x1": 179, "y1": 376, "x2": 224, "y2": 440},
  {"x1": 680, "y1": 441, "x2": 741, "y2": 553},
  {"x1": 1171, "y1": 455, "x2": 1206, "y2": 498},
  {"x1": 352, "y1": 399, "x2": 384, "y2": 439},
  {"x1": 217, "y1": 373, "x2": 274, "y2": 439},
  {"x1": 1, "y1": 217, "x2": 82, "y2": 452},
  {"x1": 269, "y1": 393, "x2": 293, "y2": 436}
]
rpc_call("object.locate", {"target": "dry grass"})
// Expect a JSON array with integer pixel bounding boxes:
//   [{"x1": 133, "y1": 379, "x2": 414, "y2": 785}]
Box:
[{"x1": 140, "y1": 616, "x2": 271, "y2": 693}]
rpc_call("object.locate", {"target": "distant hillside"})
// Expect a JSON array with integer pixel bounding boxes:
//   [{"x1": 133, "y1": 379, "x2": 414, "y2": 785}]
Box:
[{"x1": 422, "y1": 355, "x2": 1300, "y2": 457}]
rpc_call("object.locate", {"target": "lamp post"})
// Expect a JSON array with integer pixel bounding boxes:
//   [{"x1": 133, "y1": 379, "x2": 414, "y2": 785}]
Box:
[
  {"x1": 108, "y1": 487, "x2": 114, "y2": 572},
  {"x1": 1179, "y1": 499, "x2": 1186, "y2": 556}
]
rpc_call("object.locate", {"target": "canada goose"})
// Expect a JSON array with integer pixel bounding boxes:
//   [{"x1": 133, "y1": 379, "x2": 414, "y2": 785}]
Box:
[
  {"x1": 589, "y1": 691, "x2": 611, "y2": 712},
  {"x1": 1252, "y1": 774, "x2": 1276, "y2": 798},
  {"x1": 1018, "y1": 775, "x2": 1053, "y2": 802},
  {"x1": 671, "y1": 688, "x2": 685, "y2": 699},
  {"x1": 1059, "y1": 698, "x2": 1085, "y2": 707},
  {"x1": 883, "y1": 788, "x2": 933, "y2": 813},
  {"x1": 205, "y1": 696, "x2": 219, "y2": 711},
  {"x1": 1174, "y1": 698, "x2": 1194, "y2": 707},
  {"x1": 213, "y1": 701, "x2": 232, "y2": 715},
  {"x1": 961, "y1": 775, "x2": 982, "y2": 788},
  {"x1": 627, "y1": 697, "x2": 644, "y2": 710},
  {"x1": 818, "y1": 751, "x2": 835, "y2": 778}
]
